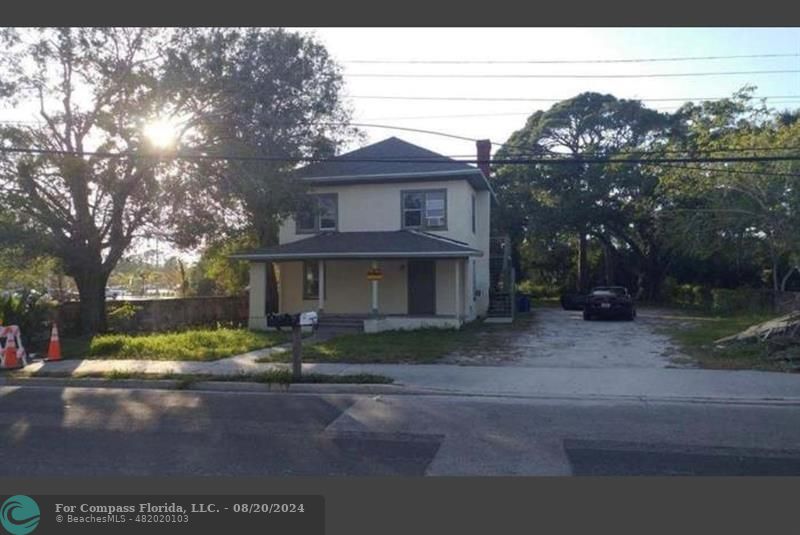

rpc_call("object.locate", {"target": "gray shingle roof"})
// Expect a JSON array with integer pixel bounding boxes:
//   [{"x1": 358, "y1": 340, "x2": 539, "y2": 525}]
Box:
[
  {"x1": 231, "y1": 231, "x2": 483, "y2": 260},
  {"x1": 298, "y1": 137, "x2": 480, "y2": 179}
]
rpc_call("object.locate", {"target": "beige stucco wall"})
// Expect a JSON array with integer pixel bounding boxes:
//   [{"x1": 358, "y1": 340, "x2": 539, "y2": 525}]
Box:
[
  {"x1": 278, "y1": 259, "x2": 409, "y2": 315},
  {"x1": 435, "y1": 259, "x2": 455, "y2": 316},
  {"x1": 248, "y1": 257, "x2": 476, "y2": 327},
  {"x1": 473, "y1": 190, "x2": 491, "y2": 317},
  {"x1": 253, "y1": 175, "x2": 493, "y2": 325},
  {"x1": 278, "y1": 179, "x2": 486, "y2": 250}
]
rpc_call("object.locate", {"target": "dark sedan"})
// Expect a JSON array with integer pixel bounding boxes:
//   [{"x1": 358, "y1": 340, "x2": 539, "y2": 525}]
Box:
[{"x1": 583, "y1": 286, "x2": 636, "y2": 321}]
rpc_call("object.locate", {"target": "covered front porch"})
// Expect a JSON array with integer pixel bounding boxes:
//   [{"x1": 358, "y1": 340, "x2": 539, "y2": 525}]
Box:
[
  {"x1": 248, "y1": 257, "x2": 471, "y2": 332},
  {"x1": 232, "y1": 231, "x2": 483, "y2": 333}
]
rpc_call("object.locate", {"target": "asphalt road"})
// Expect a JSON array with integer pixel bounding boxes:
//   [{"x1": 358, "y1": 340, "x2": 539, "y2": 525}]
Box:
[{"x1": 2, "y1": 385, "x2": 800, "y2": 476}]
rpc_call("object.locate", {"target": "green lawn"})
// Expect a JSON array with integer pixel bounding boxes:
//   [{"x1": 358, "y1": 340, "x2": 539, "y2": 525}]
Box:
[
  {"x1": 258, "y1": 314, "x2": 536, "y2": 364},
  {"x1": 661, "y1": 313, "x2": 796, "y2": 371},
  {"x1": 302, "y1": 328, "x2": 469, "y2": 363},
  {"x1": 61, "y1": 328, "x2": 288, "y2": 361}
]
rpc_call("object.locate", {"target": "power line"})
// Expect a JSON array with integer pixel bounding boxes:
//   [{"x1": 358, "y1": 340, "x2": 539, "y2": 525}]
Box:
[
  {"x1": 4, "y1": 116, "x2": 798, "y2": 157},
  {"x1": 1, "y1": 145, "x2": 799, "y2": 165},
  {"x1": 344, "y1": 53, "x2": 800, "y2": 65},
  {"x1": 349, "y1": 94, "x2": 800, "y2": 103},
  {"x1": 346, "y1": 69, "x2": 800, "y2": 79},
  {"x1": 346, "y1": 123, "x2": 476, "y2": 141},
  {"x1": 500, "y1": 146, "x2": 800, "y2": 155},
  {"x1": 360, "y1": 103, "x2": 800, "y2": 121},
  {"x1": 657, "y1": 163, "x2": 800, "y2": 178},
  {"x1": 317, "y1": 123, "x2": 800, "y2": 157}
]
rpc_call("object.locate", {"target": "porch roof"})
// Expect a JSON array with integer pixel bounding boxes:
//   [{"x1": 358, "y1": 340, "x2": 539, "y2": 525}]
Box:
[{"x1": 230, "y1": 231, "x2": 483, "y2": 261}]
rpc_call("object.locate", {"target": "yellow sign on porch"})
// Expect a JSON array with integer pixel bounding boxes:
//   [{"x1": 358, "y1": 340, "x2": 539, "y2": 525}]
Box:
[{"x1": 367, "y1": 268, "x2": 383, "y2": 281}]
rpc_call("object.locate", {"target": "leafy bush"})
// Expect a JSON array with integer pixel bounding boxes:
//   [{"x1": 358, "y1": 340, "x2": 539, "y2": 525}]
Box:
[
  {"x1": 517, "y1": 280, "x2": 562, "y2": 299},
  {"x1": 0, "y1": 290, "x2": 55, "y2": 347},
  {"x1": 663, "y1": 278, "x2": 712, "y2": 309},
  {"x1": 711, "y1": 288, "x2": 774, "y2": 315},
  {"x1": 106, "y1": 301, "x2": 142, "y2": 332}
]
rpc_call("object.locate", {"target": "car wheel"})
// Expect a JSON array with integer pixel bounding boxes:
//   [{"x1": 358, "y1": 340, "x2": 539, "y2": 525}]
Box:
[{"x1": 583, "y1": 311, "x2": 591, "y2": 321}]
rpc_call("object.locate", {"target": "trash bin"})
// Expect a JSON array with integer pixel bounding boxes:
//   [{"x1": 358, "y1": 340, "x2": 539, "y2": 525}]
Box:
[{"x1": 516, "y1": 295, "x2": 531, "y2": 313}]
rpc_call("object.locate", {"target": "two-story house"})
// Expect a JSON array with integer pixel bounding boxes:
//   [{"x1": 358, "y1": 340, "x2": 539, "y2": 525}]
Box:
[{"x1": 234, "y1": 136, "x2": 500, "y2": 333}]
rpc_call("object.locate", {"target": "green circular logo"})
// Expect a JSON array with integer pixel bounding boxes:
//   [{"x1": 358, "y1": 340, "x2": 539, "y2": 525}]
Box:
[{"x1": 1, "y1": 496, "x2": 40, "y2": 535}]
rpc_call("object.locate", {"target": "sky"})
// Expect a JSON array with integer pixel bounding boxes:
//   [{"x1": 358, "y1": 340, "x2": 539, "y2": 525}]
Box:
[
  {"x1": 1, "y1": 28, "x2": 798, "y2": 263},
  {"x1": 292, "y1": 27, "x2": 800, "y2": 157}
]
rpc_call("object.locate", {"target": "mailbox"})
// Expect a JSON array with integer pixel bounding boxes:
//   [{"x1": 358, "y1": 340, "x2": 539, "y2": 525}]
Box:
[
  {"x1": 267, "y1": 312, "x2": 319, "y2": 330},
  {"x1": 267, "y1": 313, "x2": 298, "y2": 328},
  {"x1": 299, "y1": 311, "x2": 319, "y2": 327}
]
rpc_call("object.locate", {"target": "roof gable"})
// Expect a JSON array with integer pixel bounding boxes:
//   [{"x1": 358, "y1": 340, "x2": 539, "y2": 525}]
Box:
[
  {"x1": 298, "y1": 137, "x2": 479, "y2": 179},
  {"x1": 295, "y1": 137, "x2": 494, "y2": 195}
]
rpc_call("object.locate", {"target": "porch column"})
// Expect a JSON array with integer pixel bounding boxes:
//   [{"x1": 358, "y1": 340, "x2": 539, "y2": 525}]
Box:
[
  {"x1": 318, "y1": 260, "x2": 325, "y2": 312},
  {"x1": 454, "y1": 259, "x2": 461, "y2": 320},
  {"x1": 371, "y1": 260, "x2": 379, "y2": 315},
  {"x1": 248, "y1": 262, "x2": 267, "y2": 330}
]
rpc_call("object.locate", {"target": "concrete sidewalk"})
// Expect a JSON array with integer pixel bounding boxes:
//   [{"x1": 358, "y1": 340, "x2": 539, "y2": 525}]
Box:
[
  {"x1": 7, "y1": 349, "x2": 800, "y2": 404},
  {"x1": 309, "y1": 363, "x2": 800, "y2": 403},
  {"x1": 14, "y1": 345, "x2": 291, "y2": 376}
]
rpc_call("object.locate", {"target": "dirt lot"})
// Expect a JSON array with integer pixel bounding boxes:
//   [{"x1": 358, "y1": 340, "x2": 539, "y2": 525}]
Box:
[{"x1": 442, "y1": 306, "x2": 702, "y2": 368}]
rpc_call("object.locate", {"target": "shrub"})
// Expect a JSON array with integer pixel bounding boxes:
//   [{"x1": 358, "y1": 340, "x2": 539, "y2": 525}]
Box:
[
  {"x1": 0, "y1": 290, "x2": 55, "y2": 347},
  {"x1": 711, "y1": 288, "x2": 774, "y2": 315},
  {"x1": 107, "y1": 302, "x2": 143, "y2": 332},
  {"x1": 663, "y1": 278, "x2": 712, "y2": 309},
  {"x1": 517, "y1": 280, "x2": 562, "y2": 299}
]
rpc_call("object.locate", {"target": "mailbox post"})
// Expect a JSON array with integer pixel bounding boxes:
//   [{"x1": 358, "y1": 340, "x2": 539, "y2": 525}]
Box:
[
  {"x1": 267, "y1": 312, "x2": 318, "y2": 382},
  {"x1": 291, "y1": 322, "x2": 302, "y2": 380}
]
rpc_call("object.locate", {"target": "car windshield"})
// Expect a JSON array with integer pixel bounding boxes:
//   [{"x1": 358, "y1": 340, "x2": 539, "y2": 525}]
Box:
[{"x1": 591, "y1": 287, "x2": 628, "y2": 296}]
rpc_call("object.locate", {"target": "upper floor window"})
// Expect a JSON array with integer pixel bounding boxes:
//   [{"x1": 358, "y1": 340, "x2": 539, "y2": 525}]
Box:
[
  {"x1": 296, "y1": 193, "x2": 338, "y2": 233},
  {"x1": 402, "y1": 189, "x2": 447, "y2": 230}
]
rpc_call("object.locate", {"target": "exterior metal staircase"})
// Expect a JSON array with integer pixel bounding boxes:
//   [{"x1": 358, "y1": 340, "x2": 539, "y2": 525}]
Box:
[{"x1": 487, "y1": 236, "x2": 515, "y2": 321}]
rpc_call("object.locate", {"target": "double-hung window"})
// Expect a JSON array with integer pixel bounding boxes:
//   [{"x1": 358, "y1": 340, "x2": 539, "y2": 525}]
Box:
[
  {"x1": 296, "y1": 194, "x2": 338, "y2": 233},
  {"x1": 402, "y1": 189, "x2": 447, "y2": 230}
]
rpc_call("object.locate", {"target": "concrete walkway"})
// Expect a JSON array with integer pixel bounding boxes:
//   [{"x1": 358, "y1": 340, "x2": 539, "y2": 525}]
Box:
[{"x1": 9, "y1": 349, "x2": 800, "y2": 404}]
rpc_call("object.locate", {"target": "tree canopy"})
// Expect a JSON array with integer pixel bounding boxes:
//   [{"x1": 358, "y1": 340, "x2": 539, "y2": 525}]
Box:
[
  {"x1": 493, "y1": 89, "x2": 800, "y2": 301},
  {"x1": 0, "y1": 27, "x2": 355, "y2": 333}
]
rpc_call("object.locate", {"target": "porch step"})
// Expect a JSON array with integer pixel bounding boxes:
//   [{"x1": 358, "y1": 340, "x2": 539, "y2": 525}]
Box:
[{"x1": 317, "y1": 314, "x2": 368, "y2": 331}]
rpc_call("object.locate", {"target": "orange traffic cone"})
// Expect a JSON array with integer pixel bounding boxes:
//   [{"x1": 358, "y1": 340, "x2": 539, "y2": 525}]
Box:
[
  {"x1": 47, "y1": 323, "x2": 62, "y2": 361},
  {"x1": 2, "y1": 333, "x2": 21, "y2": 369}
]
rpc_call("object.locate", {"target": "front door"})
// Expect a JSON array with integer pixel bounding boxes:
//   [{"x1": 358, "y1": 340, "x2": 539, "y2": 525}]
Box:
[{"x1": 408, "y1": 259, "x2": 436, "y2": 315}]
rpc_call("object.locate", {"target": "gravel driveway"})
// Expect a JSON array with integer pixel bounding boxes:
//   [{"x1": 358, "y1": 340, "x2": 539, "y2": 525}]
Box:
[{"x1": 442, "y1": 307, "x2": 696, "y2": 368}]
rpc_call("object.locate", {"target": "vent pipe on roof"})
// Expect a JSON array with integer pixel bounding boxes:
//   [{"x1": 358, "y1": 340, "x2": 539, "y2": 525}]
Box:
[{"x1": 476, "y1": 139, "x2": 491, "y2": 178}]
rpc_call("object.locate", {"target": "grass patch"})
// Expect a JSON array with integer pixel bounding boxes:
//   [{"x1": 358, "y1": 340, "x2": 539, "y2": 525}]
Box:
[
  {"x1": 258, "y1": 328, "x2": 470, "y2": 364},
  {"x1": 660, "y1": 313, "x2": 796, "y2": 371},
  {"x1": 60, "y1": 328, "x2": 288, "y2": 361},
  {"x1": 257, "y1": 313, "x2": 536, "y2": 364},
  {"x1": 242, "y1": 369, "x2": 393, "y2": 385},
  {"x1": 11, "y1": 369, "x2": 392, "y2": 385}
]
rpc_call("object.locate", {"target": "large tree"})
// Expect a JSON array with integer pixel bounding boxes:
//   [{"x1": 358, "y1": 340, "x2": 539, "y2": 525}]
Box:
[
  {"x1": 0, "y1": 28, "x2": 169, "y2": 333},
  {"x1": 493, "y1": 92, "x2": 670, "y2": 295},
  {"x1": 0, "y1": 28, "x2": 355, "y2": 332},
  {"x1": 157, "y1": 28, "x2": 356, "y2": 311},
  {"x1": 661, "y1": 95, "x2": 800, "y2": 292}
]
